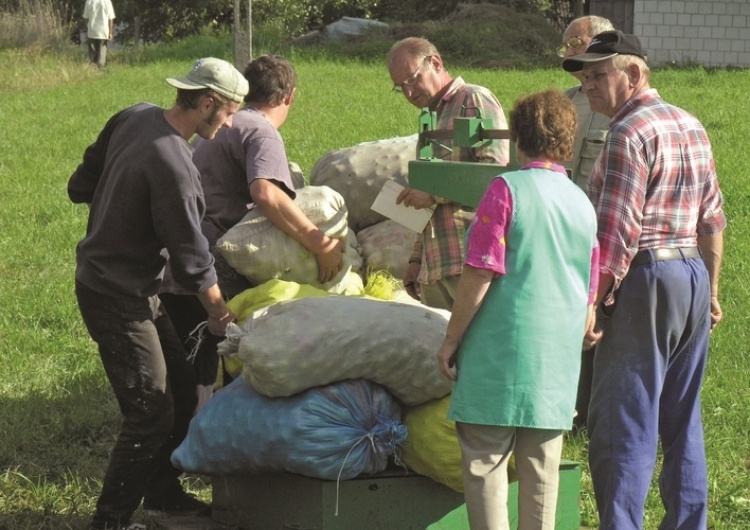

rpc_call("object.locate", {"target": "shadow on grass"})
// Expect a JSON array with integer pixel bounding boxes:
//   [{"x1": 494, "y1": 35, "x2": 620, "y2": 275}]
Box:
[{"x1": 0, "y1": 373, "x2": 116, "y2": 530}]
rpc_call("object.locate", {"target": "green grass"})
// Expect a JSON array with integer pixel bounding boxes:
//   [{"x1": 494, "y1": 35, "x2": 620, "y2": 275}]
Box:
[{"x1": 1, "y1": 33, "x2": 750, "y2": 529}]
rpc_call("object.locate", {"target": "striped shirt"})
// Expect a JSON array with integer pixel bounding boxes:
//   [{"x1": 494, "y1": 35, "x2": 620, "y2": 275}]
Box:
[
  {"x1": 411, "y1": 77, "x2": 509, "y2": 284},
  {"x1": 587, "y1": 89, "x2": 726, "y2": 281}
]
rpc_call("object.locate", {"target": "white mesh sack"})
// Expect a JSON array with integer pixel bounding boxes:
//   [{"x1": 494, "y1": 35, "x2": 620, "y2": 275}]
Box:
[
  {"x1": 309, "y1": 135, "x2": 417, "y2": 232},
  {"x1": 235, "y1": 295, "x2": 453, "y2": 406},
  {"x1": 357, "y1": 219, "x2": 418, "y2": 280},
  {"x1": 216, "y1": 185, "x2": 362, "y2": 294}
]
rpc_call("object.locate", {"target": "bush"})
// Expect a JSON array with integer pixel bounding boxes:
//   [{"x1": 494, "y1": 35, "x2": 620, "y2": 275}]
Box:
[
  {"x1": 293, "y1": 4, "x2": 562, "y2": 70},
  {"x1": 0, "y1": 0, "x2": 74, "y2": 50}
]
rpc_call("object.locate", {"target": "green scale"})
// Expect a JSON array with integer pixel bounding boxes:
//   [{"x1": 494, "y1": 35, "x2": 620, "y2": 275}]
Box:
[{"x1": 407, "y1": 106, "x2": 519, "y2": 208}]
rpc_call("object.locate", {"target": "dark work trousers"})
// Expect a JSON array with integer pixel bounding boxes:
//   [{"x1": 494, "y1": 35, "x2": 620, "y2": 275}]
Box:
[
  {"x1": 573, "y1": 346, "x2": 595, "y2": 433},
  {"x1": 588, "y1": 257, "x2": 710, "y2": 530},
  {"x1": 75, "y1": 281, "x2": 197, "y2": 526},
  {"x1": 158, "y1": 293, "x2": 224, "y2": 388},
  {"x1": 87, "y1": 38, "x2": 108, "y2": 67}
]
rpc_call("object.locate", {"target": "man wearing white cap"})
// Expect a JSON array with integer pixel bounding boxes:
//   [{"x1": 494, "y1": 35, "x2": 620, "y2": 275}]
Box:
[
  {"x1": 563, "y1": 32, "x2": 726, "y2": 530},
  {"x1": 68, "y1": 57, "x2": 248, "y2": 530}
]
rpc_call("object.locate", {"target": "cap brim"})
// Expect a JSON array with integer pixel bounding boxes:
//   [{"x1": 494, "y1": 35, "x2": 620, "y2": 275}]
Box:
[
  {"x1": 165, "y1": 76, "x2": 204, "y2": 90},
  {"x1": 562, "y1": 52, "x2": 618, "y2": 72}
]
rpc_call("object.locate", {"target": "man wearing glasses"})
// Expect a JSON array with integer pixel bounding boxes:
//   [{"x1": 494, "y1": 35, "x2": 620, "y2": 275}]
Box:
[
  {"x1": 559, "y1": 15, "x2": 614, "y2": 435},
  {"x1": 387, "y1": 37, "x2": 509, "y2": 311},
  {"x1": 560, "y1": 15, "x2": 614, "y2": 191},
  {"x1": 564, "y1": 31, "x2": 725, "y2": 529}
]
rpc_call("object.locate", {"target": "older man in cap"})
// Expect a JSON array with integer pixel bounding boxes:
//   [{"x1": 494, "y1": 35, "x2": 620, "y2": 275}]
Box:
[
  {"x1": 563, "y1": 32, "x2": 726, "y2": 529},
  {"x1": 69, "y1": 57, "x2": 248, "y2": 530}
]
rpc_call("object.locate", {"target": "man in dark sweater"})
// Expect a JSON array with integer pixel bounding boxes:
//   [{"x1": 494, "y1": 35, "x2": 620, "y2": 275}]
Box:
[{"x1": 68, "y1": 57, "x2": 248, "y2": 530}]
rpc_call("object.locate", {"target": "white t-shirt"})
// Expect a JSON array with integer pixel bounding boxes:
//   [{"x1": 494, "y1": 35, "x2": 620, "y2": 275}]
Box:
[{"x1": 84, "y1": 0, "x2": 115, "y2": 40}]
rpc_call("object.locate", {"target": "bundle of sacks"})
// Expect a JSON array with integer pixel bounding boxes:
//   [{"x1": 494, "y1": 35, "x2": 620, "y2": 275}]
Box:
[
  {"x1": 171, "y1": 376, "x2": 406, "y2": 480},
  {"x1": 309, "y1": 135, "x2": 417, "y2": 233},
  {"x1": 172, "y1": 279, "x2": 505, "y2": 491}
]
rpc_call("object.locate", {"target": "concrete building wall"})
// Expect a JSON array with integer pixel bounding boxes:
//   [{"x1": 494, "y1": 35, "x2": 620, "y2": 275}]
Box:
[
  {"x1": 591, "y1": 0, "x2": 750, "y2": 67},
  {"x1": 635, "y1": 0, "x2": 750, "y2": 67}
]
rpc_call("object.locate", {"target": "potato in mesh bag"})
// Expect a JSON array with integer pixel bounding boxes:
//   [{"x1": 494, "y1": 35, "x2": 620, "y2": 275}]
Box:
[
  {"x1": 216, "y1": 185, "x2": 362, "y2": 294},
  {"x1": 356, "y1": 219, "x2": 418, "y2": 280},
  {"x1": 236, "y1": 295, "x2": 453, "y2": 406},
  {"x1": 171, "y1": 377, "x2": 406, "y2": 480},
  {"x1": 309, "y1": 135, "x2": 417, "y2": 232},
  {"x1": 400, "y1": 395, "x2": 517, "y2": 493}
]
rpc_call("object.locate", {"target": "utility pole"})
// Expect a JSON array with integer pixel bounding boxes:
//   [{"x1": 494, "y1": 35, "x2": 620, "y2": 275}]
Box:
[
  {"x1": 574, "y1": 0, "x2": 585, "y2": 16},
  {"x1": 234, "y1": 0, "x2": 252, "y2": 70}
]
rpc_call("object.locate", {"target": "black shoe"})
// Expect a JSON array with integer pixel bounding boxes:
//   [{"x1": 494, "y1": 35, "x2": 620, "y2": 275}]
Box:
[{"x1": 142, "y1": 488, "x2": 211, "y2": 516}]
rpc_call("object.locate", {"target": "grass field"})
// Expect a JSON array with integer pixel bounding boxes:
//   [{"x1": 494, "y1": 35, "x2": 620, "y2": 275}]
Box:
[{"x1": 1, "y1": 35, "x2": 749, "y2": 529}]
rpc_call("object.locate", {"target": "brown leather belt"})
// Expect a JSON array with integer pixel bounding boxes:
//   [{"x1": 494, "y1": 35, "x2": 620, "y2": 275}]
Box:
[{"x1": 630, "y1": 247, "x2": 701, "y2": 268}]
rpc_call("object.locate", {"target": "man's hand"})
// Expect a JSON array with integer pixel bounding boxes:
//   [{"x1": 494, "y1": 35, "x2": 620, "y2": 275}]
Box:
[
  {"x1": 403, "y1": 261, "x2": 421, "y2": 300},
  {"x1": 207, "y1": 309, "x2": 235, "y2": 336},
  {"x1": 396, "y1": 187, "x2": 436, "y2": 210},
  {"x1": 710, "y1": 296, "x2": 722, "y2": 331},
  {"x1": 316, "y1": 239, "x2": 344, "y2": 284},
  {"x1": 582, "y1": 307, "x2": 602, "y2": 350},
  {"x1": 198, "y1": 284, "x2": 235, "y2": 336}
]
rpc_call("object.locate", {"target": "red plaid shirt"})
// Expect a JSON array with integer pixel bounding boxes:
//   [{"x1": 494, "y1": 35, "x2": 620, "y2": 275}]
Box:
[
  {"x1": 411, "y1": 77, "x2": 509, "y2": 284},
  {"x1": 587, "y1": 89, "x2": 726, "y2": 281}
]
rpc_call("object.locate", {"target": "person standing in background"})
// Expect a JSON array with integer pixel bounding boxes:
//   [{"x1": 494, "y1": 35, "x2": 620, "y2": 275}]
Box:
[
  {"x1": 387, "y1": 37, "x2": 509, "y2": 311},
  {"x1": 83, "y1": 0, "x2": 115, "y2": 68},
  {"x1": 558, "y1": 14, "x2": 614, "y2": 433}
]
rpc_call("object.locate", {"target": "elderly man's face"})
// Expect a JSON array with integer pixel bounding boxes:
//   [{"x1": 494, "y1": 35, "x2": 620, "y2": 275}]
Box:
[
  {"x1": 580, "y1": 59, "x2": 632, "y2": 117},
  {"x1": 389, "y1": 51, "x2": 443, "y2": 108}
]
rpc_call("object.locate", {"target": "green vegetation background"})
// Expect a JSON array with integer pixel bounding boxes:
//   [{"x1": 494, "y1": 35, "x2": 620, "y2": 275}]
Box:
[{"x1": 1, "y1": 19, "x2": 749, "y2": 530}]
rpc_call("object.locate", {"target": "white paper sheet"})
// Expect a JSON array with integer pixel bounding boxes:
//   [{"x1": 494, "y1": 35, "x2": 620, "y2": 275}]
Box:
[{"x1": 370, "y1": 180, "x2": 435, "y2": 233}]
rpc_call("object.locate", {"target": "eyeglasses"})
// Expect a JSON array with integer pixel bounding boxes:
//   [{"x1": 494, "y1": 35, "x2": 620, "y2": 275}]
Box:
[
  {"x1": 556, "y1": 36, "x2": 586, "y2": 57},
  {"x1": 392, "y1": 56, "x2": 431, "y2": 93}
]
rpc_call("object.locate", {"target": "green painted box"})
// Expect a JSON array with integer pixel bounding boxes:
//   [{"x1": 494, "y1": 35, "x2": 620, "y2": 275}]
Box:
[{"x1": 211, "y1": 461, "x2": 580, "y2": 530}]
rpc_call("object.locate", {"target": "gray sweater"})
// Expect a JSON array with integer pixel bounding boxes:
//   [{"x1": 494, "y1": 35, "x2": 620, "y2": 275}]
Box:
[{"x1": 69, "y1": 103, "x2": 217, "y2": 299}]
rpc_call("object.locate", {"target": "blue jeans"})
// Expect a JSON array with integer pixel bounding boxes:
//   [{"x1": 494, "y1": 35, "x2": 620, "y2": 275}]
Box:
[
  {"x1": 588, "y1": 257, "x2": 710, "y2": 530},
  {"x1": 76, "y1": 281, "x2": 197, "y2": 526}
]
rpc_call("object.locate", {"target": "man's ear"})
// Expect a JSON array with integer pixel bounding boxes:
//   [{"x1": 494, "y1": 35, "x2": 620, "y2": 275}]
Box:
[
  {"x1": 626, "y1": 63, "x2": 642, "y2": 88},
  {"x1": 285, "y1": 87, "x2": 296, "y2": 106},
  {"x1": 199, "y1": 94, "x2": 215, "y2": 112},
  {"x1": 428, "y1": 54, "x2": 443, "y2": 73}
]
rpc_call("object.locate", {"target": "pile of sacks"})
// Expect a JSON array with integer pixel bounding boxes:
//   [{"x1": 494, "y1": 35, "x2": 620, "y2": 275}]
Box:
[
  {"x1": 171, "y1": 280, "x2": 480, "y2": 490},
  {"x1": 172, "y1": 137, "x2": 516, "y2": 492}
]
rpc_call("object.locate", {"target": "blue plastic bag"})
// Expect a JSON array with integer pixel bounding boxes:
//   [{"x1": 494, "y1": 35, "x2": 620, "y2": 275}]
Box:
[{"x1": 172, "y1": 377, "x2": 407, "y2": 480}]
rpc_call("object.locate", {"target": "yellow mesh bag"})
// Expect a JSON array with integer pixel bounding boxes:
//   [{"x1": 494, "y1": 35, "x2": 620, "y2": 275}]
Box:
[{"x1": 401, "y1": 396, "x2": 517, "y2": 493}]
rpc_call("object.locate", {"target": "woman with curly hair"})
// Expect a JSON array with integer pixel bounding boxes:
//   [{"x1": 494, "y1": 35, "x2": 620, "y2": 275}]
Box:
[{"x1": 437, "y1": 88, "x2": 599, "y2": 530}]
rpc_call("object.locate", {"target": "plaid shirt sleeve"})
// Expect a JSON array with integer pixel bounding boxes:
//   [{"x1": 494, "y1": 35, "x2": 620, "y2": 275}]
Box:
[{"x1": 587, "y1": 124, "x2": 648, "y2": 279}]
